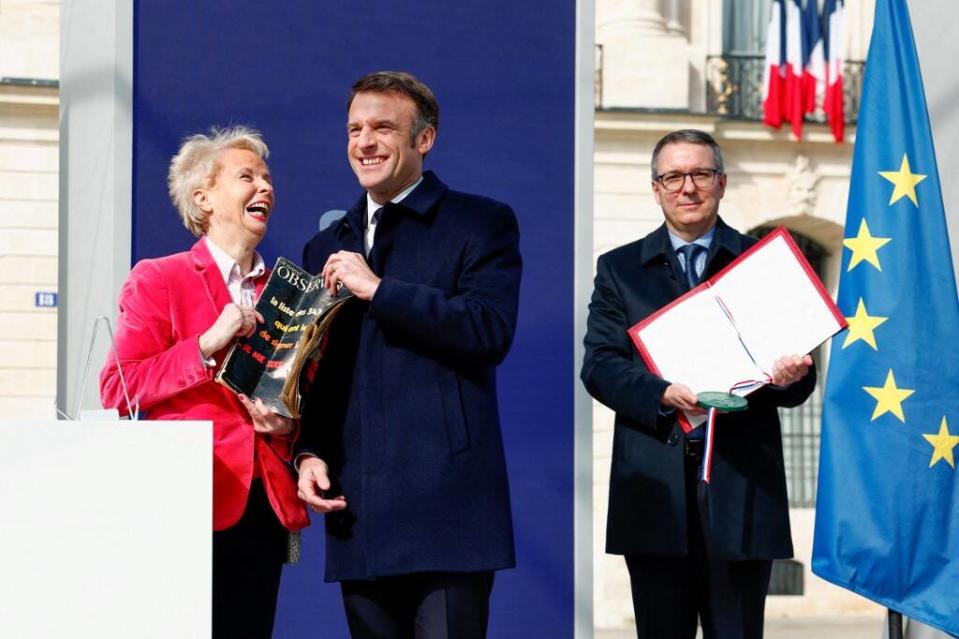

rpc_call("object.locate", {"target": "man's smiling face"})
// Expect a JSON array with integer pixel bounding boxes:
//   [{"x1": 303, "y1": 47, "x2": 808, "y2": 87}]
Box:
[
  {"x1": 347, "y1": 91, "x2": 434, "y2": 205},
  {"x1": 652, "y1": 142, "x2": 726, "y2": 241}
]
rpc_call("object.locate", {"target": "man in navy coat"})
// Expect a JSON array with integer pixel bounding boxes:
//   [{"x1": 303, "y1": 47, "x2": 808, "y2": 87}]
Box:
[
  {"x1": 296, "y1": 71, "x2": 521, "y2": 638},
  {"x1": 581, "y1": 129, "x2": 815, "y2": 639}
]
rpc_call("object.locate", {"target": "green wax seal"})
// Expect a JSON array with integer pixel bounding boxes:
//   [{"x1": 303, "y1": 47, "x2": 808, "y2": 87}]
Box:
[{"x1": 697, "y1": 391, "x2": 748, "y2": 412}]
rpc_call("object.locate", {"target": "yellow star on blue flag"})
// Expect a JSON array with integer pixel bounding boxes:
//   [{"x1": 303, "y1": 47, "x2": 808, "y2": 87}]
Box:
[
  {"x1": 842, "y1": 220, "x2": 891, "y2": 272},
  {"x1": 923, "y1": 417, "x2": 959, "y2": 469},
  {"x1": 862, "y1": 369, "x2": 914, "y2": 422},
  {"x1": 842, "y1": 298, "x2": 887, "y2": 350},
  {"x1": 878, "y1": 154, "x2": 926, "y2": 207}
]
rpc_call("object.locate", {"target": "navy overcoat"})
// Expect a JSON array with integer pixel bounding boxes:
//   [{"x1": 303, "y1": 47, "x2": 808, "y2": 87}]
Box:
[
  {"x1": 299, "y1": 171, "x2": 521, "y2": 581},
  {"x1": 581, "y1": 219, "x2": 816, "y2": 561}
]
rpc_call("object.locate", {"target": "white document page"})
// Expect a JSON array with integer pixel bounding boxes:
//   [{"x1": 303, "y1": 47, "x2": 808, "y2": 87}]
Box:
[
  {"x1": 637, "y1": 291, "x2": 762, "y2": 396},
  {"x1": 709, "y1": 233, "x2": 844, "y2": 374},
  {"x1": 636, "y1": 291, "x2": 764, "y2": 429}
]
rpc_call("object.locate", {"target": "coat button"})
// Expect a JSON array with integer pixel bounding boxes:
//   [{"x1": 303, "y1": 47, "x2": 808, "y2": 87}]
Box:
[{"x1": 667, "y1": 433, "x2": 679, "y2": 446}]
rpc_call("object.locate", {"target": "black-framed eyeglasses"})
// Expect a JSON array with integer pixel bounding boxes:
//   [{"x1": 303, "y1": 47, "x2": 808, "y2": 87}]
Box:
[{"x1": 655, "y1": 169, "x2": 722, "y2": 193}]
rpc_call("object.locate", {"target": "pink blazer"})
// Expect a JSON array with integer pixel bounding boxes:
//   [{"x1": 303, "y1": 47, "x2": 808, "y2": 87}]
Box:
[{"x1": 100, "y1": 240, "x2": 309, "y2": 532}]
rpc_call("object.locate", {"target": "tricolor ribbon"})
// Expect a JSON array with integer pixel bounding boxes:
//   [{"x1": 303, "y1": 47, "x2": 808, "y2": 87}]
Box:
[
  {"x1": 698, "y1": 295, "x2": 774, "y2": 484},
  {"x1": 702, "y1": 406, "x2": 719, "y2": 483},
  {"x1": 699, "y1": 377, "x2": 771, "y2": 484}
]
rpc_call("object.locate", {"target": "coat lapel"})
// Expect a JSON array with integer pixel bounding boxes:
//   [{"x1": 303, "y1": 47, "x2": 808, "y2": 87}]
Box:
[
  {"x1": 639, "y1": 224, "x2": 687, "y2": 297},
  {"x1": 333, "y1": 194, "x2": 367, "y2": 255},
  {"x1": 703, "y1": 217, "x2": 749, "y2": 278},
  {"x1": 366, "y1": 171, "x2": 447, "y2": 275},
  {"x1": 191, "y1": 239, "x2": 232, "y2": 315}
]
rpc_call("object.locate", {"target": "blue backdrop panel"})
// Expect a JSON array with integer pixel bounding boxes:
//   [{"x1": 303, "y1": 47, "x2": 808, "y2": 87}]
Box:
[{"x1": 133, "y1": 2, "x2": 575, "y2": 636}]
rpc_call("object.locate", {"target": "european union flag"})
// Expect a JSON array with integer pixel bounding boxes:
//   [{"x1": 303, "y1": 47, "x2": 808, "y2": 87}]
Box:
[{"x1": 812, "y1": 0, "x2": 959, "y2": 634}]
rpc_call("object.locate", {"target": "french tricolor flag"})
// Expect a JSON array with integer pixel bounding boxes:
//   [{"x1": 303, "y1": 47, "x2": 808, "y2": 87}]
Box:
[
  {"x1": 762, "y1": 0, "x2": 786, "y2": 129},
  {"x1": 783, "y1": 0, "x2": 805, "y2": 138},
  {"x1": 763, "y1": 0, "x2": 805, "y2": 138},
  {"x1": 822, "y1": 0, "x2": 846, "y2": 142},
  {"x1": 802, "y1": 0, "x2": 826, "y2": 116}
]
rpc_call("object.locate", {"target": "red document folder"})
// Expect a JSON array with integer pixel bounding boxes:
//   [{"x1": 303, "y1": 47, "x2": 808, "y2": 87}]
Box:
[{"x1": 628, "y1": 227, "x2": 846, "y2": 433}]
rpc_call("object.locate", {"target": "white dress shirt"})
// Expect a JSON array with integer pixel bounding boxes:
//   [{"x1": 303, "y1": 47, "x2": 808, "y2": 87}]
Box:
[
  {"x1": 200, "y1": 238, "x2": 266, "y2": 367},
  {"x1": 204, "y1": 237, "x2": 266, "y2": 306}
]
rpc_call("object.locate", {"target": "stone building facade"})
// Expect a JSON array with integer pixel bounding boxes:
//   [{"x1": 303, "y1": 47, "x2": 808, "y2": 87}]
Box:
[{"x1": 0, "y1": 0, "x2": 59, "y2": 418}]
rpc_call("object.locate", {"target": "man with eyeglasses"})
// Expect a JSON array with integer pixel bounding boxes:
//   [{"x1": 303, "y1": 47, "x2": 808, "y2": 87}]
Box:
[{"x1": 581, "y1": 129, "x2": 814, "y2": 639}]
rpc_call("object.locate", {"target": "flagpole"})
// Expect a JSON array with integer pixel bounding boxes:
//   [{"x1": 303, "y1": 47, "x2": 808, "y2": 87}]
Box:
[{"x1": 888, "y1": 609, "x2": 903, "y2": 639}]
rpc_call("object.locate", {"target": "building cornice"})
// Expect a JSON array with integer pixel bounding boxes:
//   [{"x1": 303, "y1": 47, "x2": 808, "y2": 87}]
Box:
[
  {"x1": 595, "y1": 109, "x2": 856, "y2": 145},
  {"x1": 0, "y1": 79, "x2": 59, "y2": 107}
]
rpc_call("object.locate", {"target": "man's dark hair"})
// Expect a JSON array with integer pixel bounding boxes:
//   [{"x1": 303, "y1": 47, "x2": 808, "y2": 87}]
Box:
[
  {"x1": 650, "y1": 129, "x2": 725, "y2": 181},
  {"x1": 348, "y1": 71, "x2": 440, "y2": 145}
]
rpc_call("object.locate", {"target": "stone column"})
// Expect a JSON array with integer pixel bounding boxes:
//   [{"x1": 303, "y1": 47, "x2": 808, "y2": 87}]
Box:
[
  {"x1": 596, "y1": 0, "x2": 690, "y2": 109},
  {"x1": 58, "y1": 0, "x2": 133, "y2": 416},
  {"x1": 663, "y1": 0, "x2": 685, "y2": 36}
]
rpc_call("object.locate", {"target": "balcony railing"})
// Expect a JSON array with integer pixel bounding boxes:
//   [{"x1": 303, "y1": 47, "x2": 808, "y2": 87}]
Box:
[
  {"x1": 705, "y1": 53, "x2": 864, "y2": 124},
  {"x1": 593, "y1": 46, "x2": 865, "y2": 125}
]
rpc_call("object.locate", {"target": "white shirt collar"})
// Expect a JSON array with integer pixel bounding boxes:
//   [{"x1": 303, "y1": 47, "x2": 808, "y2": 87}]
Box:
[
  {"x1": 366, "y1": 175, "x2": 424, "y2": 224},
  {"x1": 668, "y1": 225, "x2": 716, "y2": 251},
  {"x1": 204, "y1": 236, "x2": 266, "y2": 284}
]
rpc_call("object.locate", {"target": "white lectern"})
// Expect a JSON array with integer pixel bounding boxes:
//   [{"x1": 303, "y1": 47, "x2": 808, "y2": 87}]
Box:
[{"x1": 0, "y1": 419, "x2": 212, "y2": 638}]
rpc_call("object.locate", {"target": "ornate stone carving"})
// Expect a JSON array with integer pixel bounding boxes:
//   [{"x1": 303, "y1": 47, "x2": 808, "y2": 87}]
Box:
[
  {"x1": 784, "y1": 155, "x2": 821, "y2": 217},
  {"x1": 706, "y1": 56, "x2": 731, "y2": 116}
]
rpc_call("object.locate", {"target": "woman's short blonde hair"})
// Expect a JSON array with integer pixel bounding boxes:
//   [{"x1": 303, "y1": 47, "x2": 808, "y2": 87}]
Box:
[{"x1": 167, "y1": 126, "x2": 270, "y2": 237}]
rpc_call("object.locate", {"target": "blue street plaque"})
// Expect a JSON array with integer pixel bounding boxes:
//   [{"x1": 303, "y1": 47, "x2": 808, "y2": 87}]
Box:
[{"x1": 34, "y1": 291, "x2": 58, "y2": 308}]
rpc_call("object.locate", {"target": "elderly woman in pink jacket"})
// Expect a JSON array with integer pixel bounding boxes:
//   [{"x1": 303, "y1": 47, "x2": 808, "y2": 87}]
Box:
[{"x1": 100, "y1": 126, "x2": 308, "y2": 639}]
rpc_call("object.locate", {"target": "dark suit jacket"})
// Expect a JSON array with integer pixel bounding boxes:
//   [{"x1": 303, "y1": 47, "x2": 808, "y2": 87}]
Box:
[
  {"x1": 299, "y1": 171, "x2": 521, "y2": 581},
  {"x1": 581, "y1": 219, "x2": 815, "y2": 561}
]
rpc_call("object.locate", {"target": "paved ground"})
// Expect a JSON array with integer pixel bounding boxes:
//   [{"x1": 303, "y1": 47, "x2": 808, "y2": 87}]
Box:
[{"x1": 596, "y1": 615, "x2": 882, "y2": 639}]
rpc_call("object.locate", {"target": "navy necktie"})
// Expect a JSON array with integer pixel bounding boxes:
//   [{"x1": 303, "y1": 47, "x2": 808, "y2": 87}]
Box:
[
  {"x1": 678, "y1": 244, "x2": 705, "y2": 289},
  {"x1": 366, "y1": 207, "x2": 382, "y2": 257}
]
